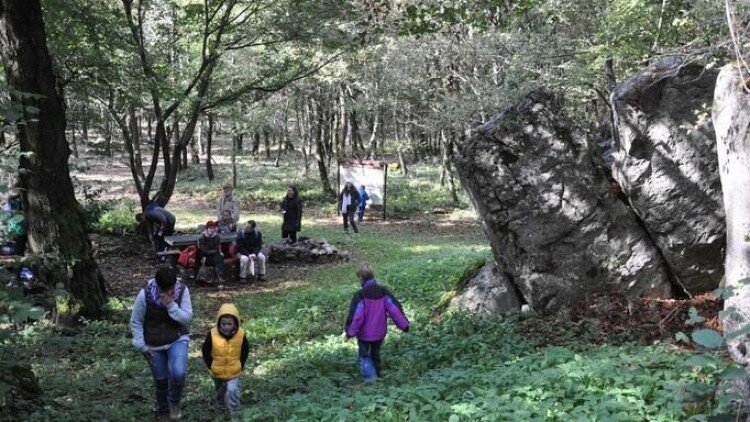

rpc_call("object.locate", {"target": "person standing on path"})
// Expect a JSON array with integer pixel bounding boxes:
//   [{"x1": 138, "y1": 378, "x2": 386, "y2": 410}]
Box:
[
  {"x1": 280, "y1": 185, "x2": 302, "y2": 243},
  {"x1": 130, "y1": 266, "x2": 193, "y2": 421},
  {"x1": 338, "y1": 182, "x2": 360, "y2": 233},
  {"x1": 201, "y1": 303, "x2": 250, "y2": 416},
  {"x1": 356, "y1": 185, "x2": 370, "y2": 223}
]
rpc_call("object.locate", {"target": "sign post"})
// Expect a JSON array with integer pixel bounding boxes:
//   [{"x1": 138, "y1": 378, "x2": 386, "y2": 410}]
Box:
[{"x1": 337, "y1": 159, "x2": 388, "y2": 220}]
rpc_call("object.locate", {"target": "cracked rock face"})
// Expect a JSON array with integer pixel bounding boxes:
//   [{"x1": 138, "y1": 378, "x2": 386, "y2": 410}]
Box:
[
  {"x1": 611, "y1": 58, "x2": 724, "y2": 294},
  {"x1": 454, "y1": 90, "x2": 672, "y2": 314},
  {"x1": 450, "y1": 262, "x2": 521, "y2": 316}
]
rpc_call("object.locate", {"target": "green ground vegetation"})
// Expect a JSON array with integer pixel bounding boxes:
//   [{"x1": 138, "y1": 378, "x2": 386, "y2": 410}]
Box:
[{"x1": 1, "y1": 162, "x2": 729, "y2": 421}]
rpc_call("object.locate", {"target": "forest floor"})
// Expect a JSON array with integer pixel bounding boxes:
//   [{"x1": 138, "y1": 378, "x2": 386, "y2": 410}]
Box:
[{"x1": 4, "y1": 158, "x2": 731, "y2": 421}]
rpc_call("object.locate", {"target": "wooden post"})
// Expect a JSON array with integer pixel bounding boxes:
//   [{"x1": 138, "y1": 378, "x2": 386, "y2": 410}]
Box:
[{"x1": 383, "y1": 162, "x2": 388, "y2": 221}]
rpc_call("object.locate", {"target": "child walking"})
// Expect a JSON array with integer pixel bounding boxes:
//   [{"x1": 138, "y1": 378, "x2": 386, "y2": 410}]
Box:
[
  {"x1": 344, "y1": 263, "x2": 409, "y2": 379},
  {"x1": 201, "y1": 303, "x2": 250, "y2": 415}
]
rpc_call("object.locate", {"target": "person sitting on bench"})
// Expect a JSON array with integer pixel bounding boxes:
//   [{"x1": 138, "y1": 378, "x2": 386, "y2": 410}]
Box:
[
  {"x1": 218, "y1": 210, "x2": 237, "y2": 234},
  {"x1": 236, "y1": 220, "x2": 266, "y2": 281},
  {"x1": 194, "y1": 221, "x2": 224, "y2": 283}
]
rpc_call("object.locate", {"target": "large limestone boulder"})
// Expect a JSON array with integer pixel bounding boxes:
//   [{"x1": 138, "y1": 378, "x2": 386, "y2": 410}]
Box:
[
  {"x1": 450, "y1": 261, "x2": 521, "y2": 316},
  {"x1": 611, "y1": 57, "x2": 724, "y2": 294},
  {"x1": 714, "y1": 63, "x2": 750, "y2": 400},
  {"x1": 454, "y1": 90, "x2": 672, "y2": 314}
]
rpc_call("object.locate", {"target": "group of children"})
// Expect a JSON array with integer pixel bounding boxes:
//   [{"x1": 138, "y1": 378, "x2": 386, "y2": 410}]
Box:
[
  {"x1": 179, "y1": 184, "x2": 267, "y2": 283},
  {"x1": 131, "y1": 262, "x2": 409, "y2": 420}
]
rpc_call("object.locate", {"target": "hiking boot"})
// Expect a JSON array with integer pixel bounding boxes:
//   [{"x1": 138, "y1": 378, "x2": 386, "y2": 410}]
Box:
[
  {"x1": 169, "y1": 403, "x2": 182, "y2": 421},
  {"x1": 257, "y1": 274, "x2": 267, "y2": 282}
]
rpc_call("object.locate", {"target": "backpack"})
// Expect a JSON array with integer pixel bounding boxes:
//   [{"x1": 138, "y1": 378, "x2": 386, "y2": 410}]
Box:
[{"x1": 178, "y1": 245, "x2": 197, "y2": 268}]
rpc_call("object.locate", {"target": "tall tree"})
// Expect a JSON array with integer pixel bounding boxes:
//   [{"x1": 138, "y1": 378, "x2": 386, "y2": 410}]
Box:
[{"x1": 0, "y1": 0, "x2": 104, "y2": 318}]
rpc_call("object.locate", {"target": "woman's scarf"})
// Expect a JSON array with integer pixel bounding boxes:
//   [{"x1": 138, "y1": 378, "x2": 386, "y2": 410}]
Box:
[
  {"x1": 145, "y1": 279, "x2": 181, "y2": 309},
  {"x1": 341, "y1": 193, "x2": 351, "y2": 213}
]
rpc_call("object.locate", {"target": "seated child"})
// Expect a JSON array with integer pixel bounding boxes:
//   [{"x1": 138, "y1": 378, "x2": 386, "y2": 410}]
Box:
[
  {"x1": 218, "y1": 210, "x2": 237, "y2": 234},
  {"x1": 201, "y1": 303, "x2": 249, "y2": 415},
  {"x1": 194, "y1": 221, "x2": 224, "y2": 282},
  {"x1": 236, "y1": 220, "x2": 266, "y2": 281}
]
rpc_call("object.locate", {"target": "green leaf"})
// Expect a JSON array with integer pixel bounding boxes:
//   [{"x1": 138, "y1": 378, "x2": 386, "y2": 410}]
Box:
[
  {"x1": 27, "y1": 306, "x2": 45, "y2": 320},
  {"x1": 718, "y1": 366, "x2": 747, "y2": 380},
  {"x1": 675, "y1": 331, "x2": 690, "y2": 344},
  {"x1": 684, "y1": 354, "x2": 716, "y2": 367},
  {"x1": 686, "y1": 307, "x2": 705, "y2": 325},
  {"x1": 691, "y1": 329, "x2": 724, "y2": 349}
]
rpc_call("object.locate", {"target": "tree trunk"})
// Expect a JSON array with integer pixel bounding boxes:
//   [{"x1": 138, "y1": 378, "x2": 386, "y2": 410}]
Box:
[
  {"x1": 398, "y1": 150, "x2": 409, "y2": 176},
  {"x1": 312, "y1": 98, "x2": 334, "y2": 197},
  {"x1": 236, "y1": 131, "x2": 243, "y2": 151},
  {"x1": 713, "y1": 64, "x2": 750, "y2": 383},
  {"x1": 103, "y1": 112, "x2": 113, "y2": 158},
  {"x1": 206, "y1": 113, "x2": 215, "y2": 181},
  {"x1": 274, "y1": 128, "x2": 283, "y2": 167},
  {"x1": 252, "y1": 131, "x2": 260, "y2": 155},
  {"x1": 447, "y1": 132, "x2": 459, "y2": 205},
  {"x1": 366, "y1": 112, "x2": 379, "y2": 159},
  {"x1": 197, "y1": 117, "x2": 204, "y2": 157},
  {"x1": 189, "y1": 133, "x2": 199, "y2": 164},
  {"x1": 176, "y1": 118, "x2": 187, "y2": 170},
  {"x1": 69, "y1": 108, "x2": 79, "y2": 159},
  {"x1": 339, "y1": 84, "x2": 348, "y2": 156},
  {"x1": 263, "y1": 130, "x2": 271, "y2": 159},
  {"x1": 231, "y1": 134, "x2": 239, "y2": 187},
  {"x1": 81, "y1": 103, "x2": 89, "y2": 144},
  {"x1": 296, "y1": 100, "x2": 310, "y2": 175},
  {"x1": 128, "y1": 106, "x2": 144, "y2": 180},
  {"x1": 350, "y1": 110, "x2": 363, "y2": 155},
  {"x1": 0, "y1": 0, "x2": 104, "y2": 318}
]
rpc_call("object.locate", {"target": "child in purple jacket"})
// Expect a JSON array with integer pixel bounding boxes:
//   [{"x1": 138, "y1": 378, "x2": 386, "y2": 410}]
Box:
[{"x1": 344, "y1": 263, "x2": 410, "y2": 377}]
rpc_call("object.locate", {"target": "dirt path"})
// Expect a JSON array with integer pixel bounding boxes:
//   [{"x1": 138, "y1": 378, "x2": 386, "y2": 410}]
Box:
[{"x1": 97, "y1": 214, "x2": 484, "y2": 300}]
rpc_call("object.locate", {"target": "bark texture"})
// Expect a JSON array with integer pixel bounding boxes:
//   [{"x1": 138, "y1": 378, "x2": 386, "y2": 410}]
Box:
[
  {"x1": 611, "y1": 57, "x2": 724, "y2": 294},
  {"x1": 0, "y1": 0, "x2": 104, "y2": 318},
  {"x1": 455, "y1": 90, "x2": 672, "y2": 314}
]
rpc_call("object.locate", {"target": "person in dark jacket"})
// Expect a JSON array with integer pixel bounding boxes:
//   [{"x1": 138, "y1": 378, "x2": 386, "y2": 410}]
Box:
[
  {"x1": 130, "y1": 266, "x2": 193, "y2": 420},
  {"x1": 344, "y1": 263, "x2": 409, "y2": 377},
  {"x1": 217, "y1": 210, "x2": 237, "y2": 234},
  {"x1": 193, "y1": 221, "x2": 224, "y2": 282},
  {"x1": 136, "y1": 202, "x2": 176, "y2": 253},
  {"x1": 356, "y1": 185, "x2": 370, "y2": 223},
  {"x1": 201, "y1": 303, "x2": 249, "y2": 415},
  {"x1": 235, "y1": 220, "x2": 266, "y2": 281},
  {"x1": 280, "y1": 185, "x2": 302, "y2": 243},
  {"x1": 338, "y1": 182, "x2": 360, "y2": 233}
]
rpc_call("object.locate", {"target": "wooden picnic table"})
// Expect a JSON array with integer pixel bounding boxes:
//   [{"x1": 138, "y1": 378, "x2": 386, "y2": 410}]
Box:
[{"x1": 163, "y1": 232, "x2": 238, "y2": 248}]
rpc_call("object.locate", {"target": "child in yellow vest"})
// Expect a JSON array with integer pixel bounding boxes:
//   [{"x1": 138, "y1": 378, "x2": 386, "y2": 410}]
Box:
[{"x1": 201, "y1": 303, "x2": 249, "y2": 415}]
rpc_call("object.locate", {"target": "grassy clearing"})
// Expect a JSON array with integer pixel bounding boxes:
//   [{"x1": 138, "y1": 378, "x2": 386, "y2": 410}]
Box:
[
  {"x1": 4, "y1": 160, "x2": 722, "y2": 421},
  {"x1": 11, "y1": 213, "x2": 712, "y2": 422},
  {"x1": 84, "y1": 156, "x2": 472, "y2": 235}
]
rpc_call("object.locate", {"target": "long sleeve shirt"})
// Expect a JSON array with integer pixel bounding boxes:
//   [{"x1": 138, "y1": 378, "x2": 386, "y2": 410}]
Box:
[{"x1": 130, "y1": 286, "x2": 193, "y2": 352}]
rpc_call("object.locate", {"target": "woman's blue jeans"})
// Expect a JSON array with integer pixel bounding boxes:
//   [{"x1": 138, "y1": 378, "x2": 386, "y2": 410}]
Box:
[{"x1": 148, "y1": 339, "x2": 188, "y2": 413}]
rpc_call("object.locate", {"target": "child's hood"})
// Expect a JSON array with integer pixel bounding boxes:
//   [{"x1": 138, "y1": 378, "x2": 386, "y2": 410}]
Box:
[{"x1": 216, "y1": 303, "x2": 241, "y2": 325}]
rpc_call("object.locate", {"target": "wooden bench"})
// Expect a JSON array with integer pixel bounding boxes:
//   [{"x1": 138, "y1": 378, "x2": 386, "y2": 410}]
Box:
[{"x1": 156, "y1": 249, "x2": 181, "y2": 266}]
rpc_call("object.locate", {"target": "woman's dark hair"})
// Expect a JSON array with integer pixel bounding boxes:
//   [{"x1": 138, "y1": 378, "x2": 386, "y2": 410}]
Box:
[
  {"x1": 287, "y1": 185, "x2": 299, "y2": 199},
  {"x1": 155, "y1": 266, "x2": 177, "y2": 290}
]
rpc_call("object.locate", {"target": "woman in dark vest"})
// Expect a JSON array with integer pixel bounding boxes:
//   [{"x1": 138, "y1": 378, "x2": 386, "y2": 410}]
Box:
[{"x1": 130, "y1": 266, "x2": 193, "y2": 420}]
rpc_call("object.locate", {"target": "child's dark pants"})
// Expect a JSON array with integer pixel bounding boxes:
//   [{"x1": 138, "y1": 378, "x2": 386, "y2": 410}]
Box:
[{"x1": 357, "y1": 339, "x2": 383, "y2": 376}]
